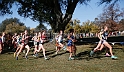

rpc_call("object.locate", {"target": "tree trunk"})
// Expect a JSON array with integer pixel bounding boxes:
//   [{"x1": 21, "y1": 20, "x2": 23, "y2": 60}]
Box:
[{"x1": 50, "y1": 0, "x2": 78, "y2": 33}]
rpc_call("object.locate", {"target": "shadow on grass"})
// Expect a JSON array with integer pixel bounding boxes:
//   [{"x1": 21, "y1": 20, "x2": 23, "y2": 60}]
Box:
[
  {"x1": 75, "y1": 50, "x2": 107, "y2": 61},
  {"x1": 2, "y1": 49, "x2": 15, "y2": 54},
  {"x1": 50, "y1": 51, "x2": 69, "y2": 58},
  {"x1": 37, "y1": 49, "x2": 68, "y2": 59}
]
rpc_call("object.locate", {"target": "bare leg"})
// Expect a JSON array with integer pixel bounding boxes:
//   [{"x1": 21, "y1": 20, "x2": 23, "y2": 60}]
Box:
[
  {"x1": 34, "y1": 45, "x2": 38, "y2": 54},
  {"x1": 98, "y1": 44, "x2": 104, "y2": 51},
  {"x1": 103, "y1": 41, "x2": 117, "y2": 59},
  {"x1": 14, "y1": 45, "x2": 21, "y2": 57},
  {"x1": 38, "y1": 44, "x2": 48, "y2": 60},
  {"x1": 59, "y1": 43, "x2": 64, "y2": 48},
  {"x1": 103, "y1": 42, "x2": 114, "y2": 56},
  {"x1": 25, "y1": 45, "x2": 30, "y2": 57},
  {"x1": 90, "y1": 41, "x2": 102, "y2": 56},
  {"x1": 94, "y1": 41, "x2": 102, "y2": 52},
  {"x1": 68, "y1": 46, "x2": 74, "y2": 60},
  {"x1": 55, "y1": 46, "x2": 61, "y2": 54},
  {"x1": 73, "y1": 45, "x2": 76, "y2": 56},
  {"x1": 16, "y1": 45, "x2": 24, "y2": 60},
  {"x1": 105, "y1": 47, "x2": 110, "y2": 56},
  {"x1": 97, "y1": 44, "x2": 110, "y2": 56}
]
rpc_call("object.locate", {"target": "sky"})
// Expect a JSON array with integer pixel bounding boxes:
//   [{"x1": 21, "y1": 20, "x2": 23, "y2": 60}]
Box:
[{"x1": 0, "y1": 0, "x2": 124, "y2": 29}]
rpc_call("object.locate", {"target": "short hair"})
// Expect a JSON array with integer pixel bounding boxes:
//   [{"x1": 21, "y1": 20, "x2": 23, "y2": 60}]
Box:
[
  {"x1": 69, "y1": 29, "x2": 74, "y2": 33},
  {"x1": 41, "y1": 30, "x2": 45, "y2": 34},
  {"x1": 59, "y1": 30, "x2": 63, "y2": 33}
]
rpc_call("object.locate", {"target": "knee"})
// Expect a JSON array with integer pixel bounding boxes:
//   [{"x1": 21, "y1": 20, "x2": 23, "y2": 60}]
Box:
[
  {"x1": 28, "y1": 48, "x2": 30, "y2": 51},
  {"x1": 42, "y1": 48, "x2": 45, "y2": 51},
  {"x1": 37, "y1": 50, "x2": 40, "y2": 52},
  {"x1": 109, "y1": 47, "x2": 112, "y2": 49}
]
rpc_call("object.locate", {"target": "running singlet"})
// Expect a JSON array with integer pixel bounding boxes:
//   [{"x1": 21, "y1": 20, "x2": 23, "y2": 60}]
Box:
[
  {"x1": 41, "y1": 35, "x2": 46, "y2": 40},
  {"x1": 25, "y1": 35, "x2": 29, "y2": 44},
  {"x1": 102, "y1": 31, "x2": 108, "y2": 40},
  {"x1": 40, "y1": 35, "x2": 46, "y2": 44},
  {"x1": 67, "y1": 35, "x2": 74, "y2": 46},
  {"x1": 58, "y1": 35, "x2": 63, "y2": 43},
  {"x1": 22, "y1": 35, "x2": 29, "y2": 45},
  {"x1": 33, "y1": 36, "x2": 39, "y2": 45},
  {"x1": 17, "y1": 36, "x2": 22, "y2": 44}
]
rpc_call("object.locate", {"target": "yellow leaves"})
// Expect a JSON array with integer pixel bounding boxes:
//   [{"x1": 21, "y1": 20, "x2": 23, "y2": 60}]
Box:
[
  {"x1": 65, "y1": 19, "x2": 99, "y2": 34},
  {"x1": 5, "y1": 22, "x2": 26, "y2": 33}
]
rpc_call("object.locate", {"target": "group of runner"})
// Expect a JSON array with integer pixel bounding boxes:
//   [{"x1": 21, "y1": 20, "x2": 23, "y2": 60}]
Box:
[
  {"x1": 55, "y1": 29, "x2": 77, "y2": 60},
  {"x1": 0, "y1": 25, "x2": 118, "y2": 60},
  {"x1": 51, "y1": 26, "x2": 118, "y2": 60}
]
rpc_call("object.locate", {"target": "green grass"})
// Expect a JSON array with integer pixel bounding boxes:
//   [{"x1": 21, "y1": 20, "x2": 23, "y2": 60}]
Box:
[{"x1": 0, "y1": 42, "x2": 124, "y2": 72}]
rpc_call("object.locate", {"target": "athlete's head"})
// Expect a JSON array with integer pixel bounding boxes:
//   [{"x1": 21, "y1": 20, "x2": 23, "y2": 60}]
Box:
[
  {"x1": 104, "y1": 26, "x2": 108, "y2": 31},
  {"x1": 59, "y1": 30, "x2": 63, "y2": 34},
  {"x1": 41, "y1": 30, "x2": 46, "y2": 35},
  {"x1": 34, "y1": 32, "x2": 38, "y2": 36},
  {"x1": 69, "y1": 29, "x2": 74, "y2": 33},
  {"x1": 24, "y1": 30, "x2": 28, "y2": 35}
]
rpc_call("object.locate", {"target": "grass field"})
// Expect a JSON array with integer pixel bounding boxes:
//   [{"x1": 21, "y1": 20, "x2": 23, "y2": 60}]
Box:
[{"x1": 0, "y1": 42, "x2": 124, "y2": 72}]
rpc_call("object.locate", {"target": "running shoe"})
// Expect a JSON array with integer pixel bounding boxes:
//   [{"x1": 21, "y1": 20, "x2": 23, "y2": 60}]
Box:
[
  {"x1": 35, "y1": 53, "x2": 38, "y2": 57},
  {"x1": 16, "y1": 56, "x2": 18, "y2": 60},
  {"x1": 68, "y1": 57, "x2": 74, "y2": 61},
  {"x1": 111, "y1": 55, "x2": 117, "y2": 59},
  {"x1": 44, "y1": 57, "x2": 49, "y2": 60},
  {"x1": 62, "y1": 46, "x2": 66, "y2": 50},
  {"x1": 105, "y1": 53, "x2": 111, "y2": 57},
  {"x1": 55, "y1": 52, "x2": 58, "y2": 55},
  {"x1": 33, "y1": 55, "x2": 37, "y2": 57},
  {"x1": 25, "y1": 55, "x2": 28, "y2": 59},
  {"x1": 33, "y1": 54, "x2": 38, "y2": 57},
  {"x1": 90, "y1": 50, "x2": 94, "y2": 57}
]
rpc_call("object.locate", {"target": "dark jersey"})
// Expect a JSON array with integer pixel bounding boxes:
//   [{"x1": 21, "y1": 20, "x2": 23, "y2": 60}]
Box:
[{"x1": 102, "y1": 31, "x2": 108, "y2": 40}]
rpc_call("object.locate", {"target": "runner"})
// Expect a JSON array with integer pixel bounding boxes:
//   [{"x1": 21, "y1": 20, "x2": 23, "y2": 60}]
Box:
[
  {"x1": 36, "y1": 30, "x2": 49, "y2": 60},
  {"x1": 67, "y1": 29, "x2": 77, "y2": 60},
  {"x1": 90, "y1": 26, "x2": 118, "y2": 59},
  {"x1": 55, "y1": 30, "x2": 66, "y2": 54},
  {"x1": 32, "y1": 32, "x2": 39, "y2": 57},
  {"x1": 95, "y1": 29, "x2": 110, "y2": 56},
  {"x1": 14, "y1": 33, "x2": 23, "y2": 57},
  {"x1": 16, "y1": 30, "x2": 30, "y2": 60}
]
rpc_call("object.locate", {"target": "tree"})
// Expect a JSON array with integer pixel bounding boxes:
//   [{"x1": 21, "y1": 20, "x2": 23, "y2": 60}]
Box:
[
  {"x1": 119, "y1": 19, "x2": 124, "y2": 31},
  {"x1": 90, "y1": 22, "x2": 99, "y2": 33},
  {"x1": 81, "y1": 20, "x2": 99, "y2": 33},
  {"x1": 64, "y1": 21, "x2": 73, "y2": 33},
  {"x1": 0, "y1": 0, "x2": 121, "y2": 32},
  {"x1": 72, "y1": 19, "x2": 82, "y2": 33},
  {"x1": 30, "y1": 28, "x2": 35, "y2": 36},
  {"x1": 5, "y1": 22, "x2": 26, "y2": 34},
  {"x1": 35, "y1": 24, "x2": 47, "y2": 32},
  {"x1": 65, "y1": 19, "x2": 82, "y2": 33},
  {"x1": 98, "y1": 4, "x2": 124, "y2": 31},
  {"x1": 0, "y1": 17, "x2": 25, "y2": 32}
]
